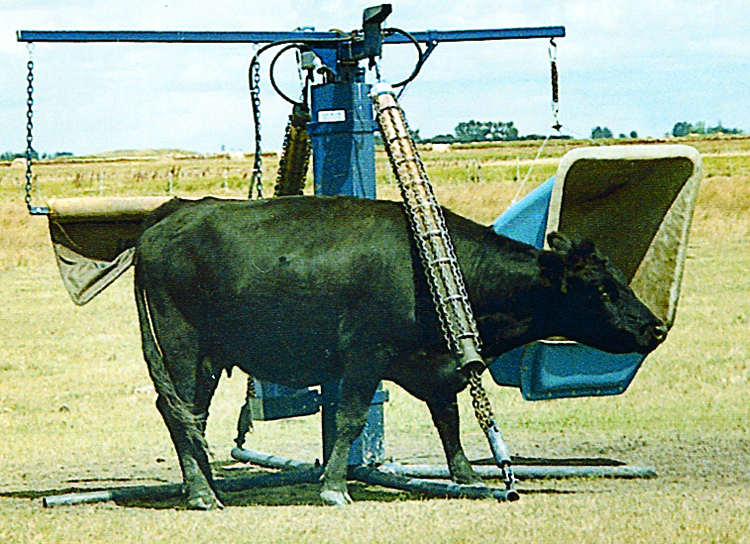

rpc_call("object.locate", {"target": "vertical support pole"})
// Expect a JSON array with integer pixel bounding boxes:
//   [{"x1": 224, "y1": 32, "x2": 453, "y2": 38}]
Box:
[
  {"x1": 321, "y1": 382, "x2": 338, "y2": 465},
  {"x1": 308, "y1": 78, "x2": 377, "y2": 198},
  {"x1": 309, "y1": 69, "x2": 385, "y2": 467},
  {"x1": 321, "y1": 382, "x2": 387, "y2": 466}
]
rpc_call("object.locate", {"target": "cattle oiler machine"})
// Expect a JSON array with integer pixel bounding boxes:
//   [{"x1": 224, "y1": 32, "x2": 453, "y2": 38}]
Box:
[{"x1": 19, "y1": 4, "x2": 702, "y2": 508}]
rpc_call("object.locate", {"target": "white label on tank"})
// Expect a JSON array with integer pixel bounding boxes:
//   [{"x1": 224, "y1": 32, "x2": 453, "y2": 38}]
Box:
[{"x1": 318, "y1": 110, "x2": 346, "y2": 123}]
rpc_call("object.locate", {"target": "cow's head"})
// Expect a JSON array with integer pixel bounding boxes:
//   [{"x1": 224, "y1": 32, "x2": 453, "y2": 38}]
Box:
[{"x1": 539, "y1": 232, "x2": 668, "y2": 354}]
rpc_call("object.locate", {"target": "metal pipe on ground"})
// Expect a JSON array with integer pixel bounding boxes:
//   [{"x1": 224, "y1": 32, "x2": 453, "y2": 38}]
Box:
[
  {"x1": 42, "y1": 468, "x2": 323, "y2": 508},
  {"x1": 350, "y1": 465, "x2": 518, "y2": 502},
  {"x1": 233, "y1": 447, "x2": 656, "y2": 482},
  {"x1": 230, "y1": 447, "x2": 317, "y2": 471},
  {"x1": 232, "y1": 448, "x2": 519, "y2": 501},
  {"x1": 44, "y1": 449, "x2": 655, "y2": 507},
  {"x1": 378, "y1": 463, "x2": 657, "y2": 480}
]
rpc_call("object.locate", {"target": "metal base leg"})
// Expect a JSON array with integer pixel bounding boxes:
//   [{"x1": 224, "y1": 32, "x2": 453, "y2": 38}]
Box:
[{"x1": 232, "y1": 447, "x2": 518, "y2": 502}]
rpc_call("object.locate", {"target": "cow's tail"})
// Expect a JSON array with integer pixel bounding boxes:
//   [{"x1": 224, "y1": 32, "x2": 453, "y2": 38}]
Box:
[{"x1": 134, "y1": 272, "x2": 208, "y2": 451}]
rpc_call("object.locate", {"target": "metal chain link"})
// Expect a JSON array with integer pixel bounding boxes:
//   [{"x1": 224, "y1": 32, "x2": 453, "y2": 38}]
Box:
[
  {"x1": 469, "y1": 370, "x2": 494, "y2": 433},
  {"x1": 374, "y1": 86, "x2": 514, "y2": 492},
  {"x1": 234, "y1": 376, "x2": 257, "y2": 449},
  {"x1": 274, "y1": 104, "x2": 311, "y2": 197},
  {"x1": 24, "y1": 51, "x2": 35, "y2": 212},
  {"x1": 248, "y1": 58, "x2": 264, "y2": 199},
  {"x1": 507, "y1": 40, "x2": 563, "y2": 209}
]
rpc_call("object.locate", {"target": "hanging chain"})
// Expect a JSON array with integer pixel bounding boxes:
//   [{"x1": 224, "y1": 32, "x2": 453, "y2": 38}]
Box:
[
  {"x1": 248, "y1": 57, "x2": 264, "y2": 199},
  {"x1": 469, "y1": 370, "x2": 494, "y2": 432},
  {"x1": 469, "y1": 369, "x2": 515, "y2": 489},
  {"x1": 508, "y1": 39, "x2": 562, "y2": 209},
  {"x1": 274, "y1": 104, "x2": 311, "y2": 196},
  {"x1": 373, "y1": 84, "x2": 515, "y2": 494},
  {"x1": 24, "y1": 44, "x2": 36, "y2": 213},
  {"x1": 549, "y1": 38, "x2": 562, "y2": 132},
  {"x1": 275, "y1": 49, "x2": 312, "y2": 197},
  {"x1": 234, "y1": 376, "x2": 256, "y2": 449}
]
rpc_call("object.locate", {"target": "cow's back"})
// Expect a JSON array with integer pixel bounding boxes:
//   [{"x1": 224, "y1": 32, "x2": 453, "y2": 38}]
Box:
[{"x1": 137, "y1": 196, "x2": 417, "y2": 283}]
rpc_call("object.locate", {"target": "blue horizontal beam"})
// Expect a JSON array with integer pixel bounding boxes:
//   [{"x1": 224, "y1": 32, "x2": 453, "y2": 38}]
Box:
[
  {"x1": 389, "y1": 27, "x2": 565, "y2": 44},
  {"x1": 16, "y1": 30, "x2": 339, "y2": 43},
  {"x1": 17, "y1": 26, "x2": 564, "y2": 45}
]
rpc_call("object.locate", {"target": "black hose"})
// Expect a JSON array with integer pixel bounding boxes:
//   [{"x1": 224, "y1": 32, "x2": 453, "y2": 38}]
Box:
[
  {"x1": 383, "y1": 27, "x2": 424, "y2": 89},
  {"x1": 246, "y1": 34, "x2": 352, "y2": 199},
  {"x1": 270, "y1": 44, "x2": 308, "y2": 107}
]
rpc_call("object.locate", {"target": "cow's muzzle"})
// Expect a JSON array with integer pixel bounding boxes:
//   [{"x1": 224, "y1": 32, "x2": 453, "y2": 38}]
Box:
[
  {"x1": 638, "y1": 321, "x2": 669, "y2": 352},
  {"x1": 652, "y1": 323, "x2": 669, "y2": 343}
]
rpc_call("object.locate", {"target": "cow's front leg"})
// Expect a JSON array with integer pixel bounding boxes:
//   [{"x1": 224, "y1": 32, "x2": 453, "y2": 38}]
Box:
[
  {"x1": 320, "y1": 353, "x2": 385, "y2": 506},
  {"x1": 426, "y1": 393, "x2": 482, "y2": 485}
]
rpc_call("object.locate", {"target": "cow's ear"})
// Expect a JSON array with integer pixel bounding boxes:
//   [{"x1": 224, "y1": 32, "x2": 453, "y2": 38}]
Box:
[
  {"x1": 538, "y1": 250, "x2": 567, "y2": 293},
  {"x1": 547, "y1": 231, "x2": 572, "y2": 254},
  {"x1": 570, "y1": 238, "x2": 597, "y2": 260}
]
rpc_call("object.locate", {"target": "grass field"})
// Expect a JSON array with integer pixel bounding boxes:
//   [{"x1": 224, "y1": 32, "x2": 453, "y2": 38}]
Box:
[{"x1": 1, "y1": 135, "x2": 749, "y2": 543}]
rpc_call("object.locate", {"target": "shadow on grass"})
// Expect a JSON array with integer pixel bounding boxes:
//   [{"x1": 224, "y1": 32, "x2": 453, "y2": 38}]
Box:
[
  {"x1": 0, "y1": 478, "x2": 574, "y2": 510},
  {"x1": 0, "y1": 466, "x2": 414, "y2": 510},
  {"x1": 1, "y1": 458, "x2": 584, "y2": 509}
]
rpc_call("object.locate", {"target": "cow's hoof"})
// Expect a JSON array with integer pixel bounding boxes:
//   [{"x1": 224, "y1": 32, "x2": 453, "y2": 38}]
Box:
[
  {"x1": 452, "y1": 469, "x2": 483, "y2": 486},
  {"x1": 187, "y1": 491, "x2": 224, "y2": 511},
  {"x1": 449, "y1": 454, "x2": 483, "y2": 486},
  {"x1": 455, "y1": 475, "x2": 484, "y2": 486},
  {"x1": 320, "y1": 489, "x2": 354, "y2": 506}
]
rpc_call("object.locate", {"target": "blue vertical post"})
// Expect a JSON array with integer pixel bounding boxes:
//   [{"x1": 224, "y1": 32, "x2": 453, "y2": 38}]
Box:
[
  {"x1": 309, "y1": 66, "x2": 385, "y2": 466},
  {"x1": 308, "y1": 78, "x2": 377, "y2": 198}
]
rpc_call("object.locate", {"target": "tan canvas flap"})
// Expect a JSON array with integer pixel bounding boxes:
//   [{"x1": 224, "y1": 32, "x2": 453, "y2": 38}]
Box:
[{"x1": 48, "y1": 196, "x2": 171, "y2": 305}]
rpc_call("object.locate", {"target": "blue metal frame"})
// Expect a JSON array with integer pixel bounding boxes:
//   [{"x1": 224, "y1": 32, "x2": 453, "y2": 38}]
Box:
[{"x1": 17, "y1": 27, "x2": 564, "y2": 81}]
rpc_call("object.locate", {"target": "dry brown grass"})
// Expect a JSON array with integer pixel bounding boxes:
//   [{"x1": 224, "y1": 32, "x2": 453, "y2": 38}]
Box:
[{"x1": 1, "y1": 135, "x2": 749, "y2": 543}]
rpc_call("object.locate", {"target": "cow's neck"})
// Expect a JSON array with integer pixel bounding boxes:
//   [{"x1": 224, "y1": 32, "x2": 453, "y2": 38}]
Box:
[{"x1": 466, "y1": 238, "x2": 560, "y2": 357}]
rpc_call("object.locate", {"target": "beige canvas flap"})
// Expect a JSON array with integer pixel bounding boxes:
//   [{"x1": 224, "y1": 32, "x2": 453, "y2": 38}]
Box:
[
  {"x1": 51, "y1": 240, "x2": 135, "y2": 306},
  {"x1": 47, "y1": 196, "x2": 171, "y2": 305}
]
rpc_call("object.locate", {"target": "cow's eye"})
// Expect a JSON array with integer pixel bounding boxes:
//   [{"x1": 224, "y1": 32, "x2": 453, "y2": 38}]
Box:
[{"x1": 597, "y1": 284, "x2": 612, "y2": 303}]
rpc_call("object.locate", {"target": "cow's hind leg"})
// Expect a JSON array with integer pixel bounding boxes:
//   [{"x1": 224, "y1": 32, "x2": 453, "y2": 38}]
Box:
[
  {"x1": 136, "y1": 285, "x2": 223, "y2": 510},
  {"x1": 155, "y1": 365, "x2": 222, "y2": 510},
  {"x1": 320, "y1": 350, "x2": 387, "y2": 506}
]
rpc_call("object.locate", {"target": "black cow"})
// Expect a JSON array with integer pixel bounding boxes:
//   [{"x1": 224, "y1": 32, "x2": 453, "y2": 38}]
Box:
[{"x1": 134, "y1": 195, "x2": 667, "y2": 508}]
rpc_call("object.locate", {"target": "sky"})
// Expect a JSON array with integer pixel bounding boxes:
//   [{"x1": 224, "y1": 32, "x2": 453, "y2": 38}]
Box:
[{"x1": 1, "y1": 0, "x2": 749, "y2": 155}]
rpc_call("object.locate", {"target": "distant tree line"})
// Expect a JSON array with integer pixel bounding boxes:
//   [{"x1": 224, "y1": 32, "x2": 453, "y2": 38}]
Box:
[
  {"x1": 0, "y1": 150, "x2": 73, "y2": 161},
  {"x1": 424, "y1": 120, "x2": 519, "y2": 144},
  {"x1": 591, "y1": 127, "x2": 639, "y2": 139},
  {"x1": 454, "y1": 120, "x2": 519, "y2": 142},
  {"x1": 414, "y1": 119, "x2": 746, "y2": 143},
  {"x1": 589, "y1": 122, "x2": 745, "y2": 140},
  {"x1": 672, "y1": 121, "x2": 743, "y2": 137},
  {"x1": 392, "y1": 120, "x2": 571, "y2": 145}
]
